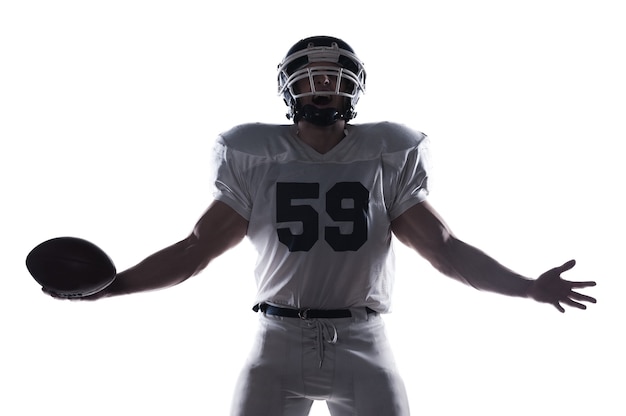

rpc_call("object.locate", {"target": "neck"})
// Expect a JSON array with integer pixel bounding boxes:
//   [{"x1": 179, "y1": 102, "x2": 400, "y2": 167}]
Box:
[{"x1": 295, "y1": 120, "x2": 347, "y2": 154}]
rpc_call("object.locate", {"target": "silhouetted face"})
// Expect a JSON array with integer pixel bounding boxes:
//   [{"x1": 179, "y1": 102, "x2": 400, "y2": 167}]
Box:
[{"x1": 294, "y1": 62, "x2": 351, "y2": 111}]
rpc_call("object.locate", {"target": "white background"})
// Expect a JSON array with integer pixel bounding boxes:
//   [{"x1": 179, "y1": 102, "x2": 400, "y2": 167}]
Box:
[{"x1": 1, "y1": 1, "x2": 623, "y2": 415}]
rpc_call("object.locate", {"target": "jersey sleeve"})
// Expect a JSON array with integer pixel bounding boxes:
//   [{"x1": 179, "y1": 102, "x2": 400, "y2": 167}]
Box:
[
  {"x1": 211, "y1": 134, "x2": 253, "y2": 220},
  {"x1": 385, "y1": 130, "x2": 431, "y2": 220}
]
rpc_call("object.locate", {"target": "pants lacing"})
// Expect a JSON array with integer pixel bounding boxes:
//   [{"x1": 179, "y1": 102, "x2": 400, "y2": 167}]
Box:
[{"x1": 312, "y1": 319, "x2": 338, "y2": 368}]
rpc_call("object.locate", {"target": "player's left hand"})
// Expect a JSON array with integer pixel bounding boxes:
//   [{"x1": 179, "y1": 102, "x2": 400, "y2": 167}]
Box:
[{"x1": 527, "y1": 259, "x2": 596, "y2": 312}]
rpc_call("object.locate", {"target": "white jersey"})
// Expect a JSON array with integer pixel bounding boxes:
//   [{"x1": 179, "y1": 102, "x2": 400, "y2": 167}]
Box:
[{"x1": 212, "y1": 121, "x2": 429, "y2": 313}]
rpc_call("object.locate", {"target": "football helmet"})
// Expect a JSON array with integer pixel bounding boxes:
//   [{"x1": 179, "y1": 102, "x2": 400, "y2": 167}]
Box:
[{"x1": 278, "y1": 36, "x2": 366, "y2": 125}]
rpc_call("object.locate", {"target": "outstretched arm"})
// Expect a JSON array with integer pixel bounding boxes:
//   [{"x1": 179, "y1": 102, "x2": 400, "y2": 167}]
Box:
[
  {"x1": 391, "y1": 201, "x2": 596, "y2": 312},
  {"x1": 91, "y1": 200, "x2": 247, "y2": 299}
]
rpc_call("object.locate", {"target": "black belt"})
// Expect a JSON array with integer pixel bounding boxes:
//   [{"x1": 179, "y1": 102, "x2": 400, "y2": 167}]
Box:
[{"x1": 253, "y1": 303, "x2": 377, "y2": 320}]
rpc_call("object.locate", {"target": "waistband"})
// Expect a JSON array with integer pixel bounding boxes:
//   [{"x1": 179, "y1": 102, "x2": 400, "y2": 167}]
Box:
[{"x1": 253, "y1": 303, "x2": 377, "y2": 320}]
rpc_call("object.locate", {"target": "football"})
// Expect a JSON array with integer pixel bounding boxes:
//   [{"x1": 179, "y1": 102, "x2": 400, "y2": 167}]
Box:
[{"x1": 26, "y1": 237, "x2": 116, "y2": 298}]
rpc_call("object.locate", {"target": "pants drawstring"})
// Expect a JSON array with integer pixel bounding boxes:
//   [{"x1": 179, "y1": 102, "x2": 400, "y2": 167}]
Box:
[{"x1": 313, "y1": 319, "x2": 337, "y2": 368}]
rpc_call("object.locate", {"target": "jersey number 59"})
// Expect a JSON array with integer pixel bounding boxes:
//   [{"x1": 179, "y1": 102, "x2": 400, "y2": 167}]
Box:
[{"x1": 276, "y1": 182, "x2": 369, "y2": 252}]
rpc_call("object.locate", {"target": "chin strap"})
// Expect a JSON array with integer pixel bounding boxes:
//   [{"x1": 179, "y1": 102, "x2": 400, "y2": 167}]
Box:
[{"x1": 295, "y1": 104, "x2": 342, "y2": 126}]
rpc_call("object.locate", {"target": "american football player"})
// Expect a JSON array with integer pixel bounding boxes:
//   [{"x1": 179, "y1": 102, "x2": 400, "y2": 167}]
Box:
[{"x1": 57, "y1": 36, "x2": 596, "y2": 416}]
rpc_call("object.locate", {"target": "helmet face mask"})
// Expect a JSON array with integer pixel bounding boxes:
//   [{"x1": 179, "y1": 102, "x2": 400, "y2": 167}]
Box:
[
  {"x1": 287, "y1": 66, "x2": 359, "y2": 101},
  {"x1": 277, "y1": 36, "x2": 366, "y2": 125}
]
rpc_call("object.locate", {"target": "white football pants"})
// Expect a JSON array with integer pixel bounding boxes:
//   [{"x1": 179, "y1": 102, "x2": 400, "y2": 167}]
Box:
[{"x1": 230, "y1": 310, "x2": 410, "y2": 415}]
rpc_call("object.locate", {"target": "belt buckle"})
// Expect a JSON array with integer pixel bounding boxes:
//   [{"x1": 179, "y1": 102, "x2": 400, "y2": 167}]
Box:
[{"x1": 298, "y1": 308, "x2": 310, "y2": 320}]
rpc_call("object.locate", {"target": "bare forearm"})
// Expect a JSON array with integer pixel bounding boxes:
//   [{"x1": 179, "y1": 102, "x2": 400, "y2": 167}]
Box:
[
  {"x1": 391, "y1": 202, "x2": 594, "y2": 311},
  {"x1": 100, "y1": 202, "x2": 247, "y2": 299},
  {"x1": 103, "y1": 238, "x2": 204, "y2": 297},
  {"x1": 433, "y1": 237, "x2": 532, "y2": 297}
]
